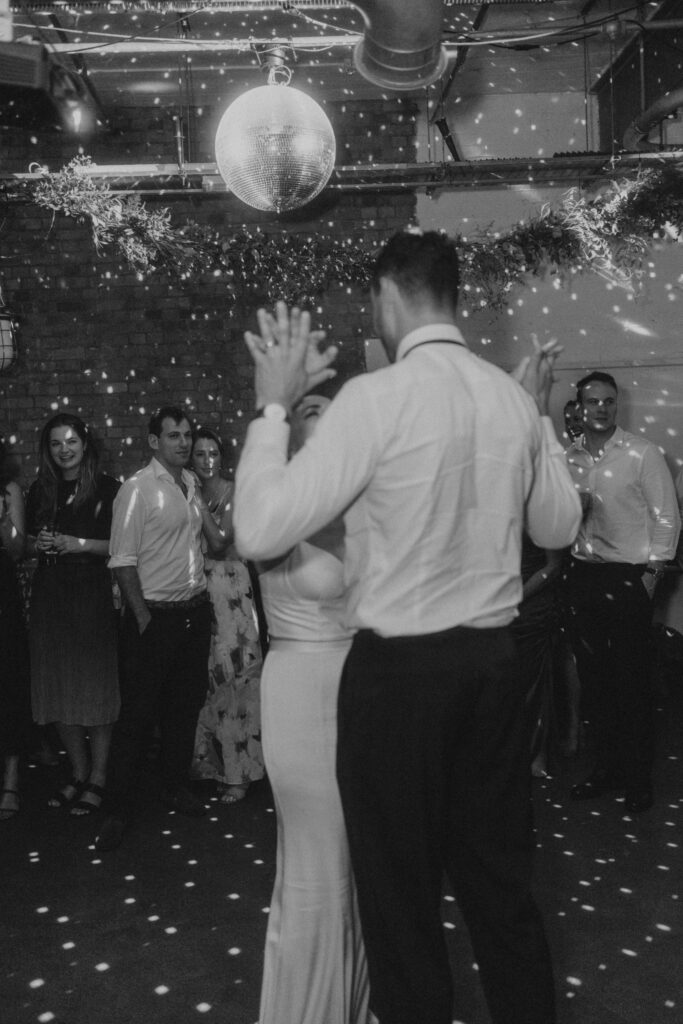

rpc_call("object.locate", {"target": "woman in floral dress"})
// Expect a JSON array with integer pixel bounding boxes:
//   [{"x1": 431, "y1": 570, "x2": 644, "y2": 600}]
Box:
[{"x1": 190, "y1": 427, "x2": 264, "y2": 802}]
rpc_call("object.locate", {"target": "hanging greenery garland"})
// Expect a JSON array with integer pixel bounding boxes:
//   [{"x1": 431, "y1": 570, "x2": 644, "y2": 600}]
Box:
[{"x1": 3, "y1": 156, "x2": 682, "y2": 311}]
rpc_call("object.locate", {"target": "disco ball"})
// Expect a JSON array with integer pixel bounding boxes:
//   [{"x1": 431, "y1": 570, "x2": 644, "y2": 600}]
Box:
[{"x1": 215, "y1": 84, "x2": 336, "y2": 214}]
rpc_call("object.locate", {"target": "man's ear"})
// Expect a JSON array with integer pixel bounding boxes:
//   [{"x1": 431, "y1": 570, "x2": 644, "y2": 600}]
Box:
[{"x1": 148, "y1": 433, "x2": 159, "y2": 451}]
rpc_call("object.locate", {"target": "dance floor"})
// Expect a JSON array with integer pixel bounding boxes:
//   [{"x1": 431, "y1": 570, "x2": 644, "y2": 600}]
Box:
[{"x1": 3, "y1": 681, "x2": 682, "y2": 1024}]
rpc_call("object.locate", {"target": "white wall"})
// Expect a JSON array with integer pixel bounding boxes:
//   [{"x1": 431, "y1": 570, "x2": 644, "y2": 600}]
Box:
[
  {"x1": 418, "y1": 92, "x2": 593, "y2": 162},
  {"x1": 412, "y1": 185, "x2": 683, "y2": 472}
]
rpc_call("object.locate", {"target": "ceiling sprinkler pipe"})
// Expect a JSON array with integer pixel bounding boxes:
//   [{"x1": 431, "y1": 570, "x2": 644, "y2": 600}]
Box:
[
  {"x1": 351, "y1": 0, "x2": 448, "y2": 91},
  {"x1": 622, "y1": 86, "x2": 683, "y2": 151}
]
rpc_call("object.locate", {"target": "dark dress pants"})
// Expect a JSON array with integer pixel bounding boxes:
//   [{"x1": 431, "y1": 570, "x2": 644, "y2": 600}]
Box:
[
  {"x1": 106, "y1": 600, "x2": 212, "y2": 813},
  {"x1": 337, "y1": 626, "x2": 556, "y2": 1024},
  {"x1": 567, "y1": 559, "x2": 655, "y2": 787}
]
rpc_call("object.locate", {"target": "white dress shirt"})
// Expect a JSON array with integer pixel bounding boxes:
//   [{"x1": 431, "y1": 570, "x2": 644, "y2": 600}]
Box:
[
  {"x1": 235, "y1": 324, "x2": 581, "y2": 636},
  {"x1": 566, "y1": 426, "x2": 680, "y2": 565},
  {"x1": 109, "y1": 457, "x2": 206, "y2": 601}
]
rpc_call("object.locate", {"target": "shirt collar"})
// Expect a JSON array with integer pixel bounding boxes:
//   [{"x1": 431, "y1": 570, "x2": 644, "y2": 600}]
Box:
[
  {"x1": 396, "y1": 323, "x2": 468, "y2": 361},
  {"x1": 574, "y1": 425, "x2": 625, "y2": 455},
  {"x1": 150, "y1": 457, "x2": 195, "y2": 494}
]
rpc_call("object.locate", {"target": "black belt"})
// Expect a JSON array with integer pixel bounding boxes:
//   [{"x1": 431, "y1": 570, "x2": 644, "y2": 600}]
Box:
[
  {"x1": 145, "y1": 591, "x2": 209, "y2": 612},
  {"x1": 38, "y1": 555, "x2": 104, "y2": 566}
]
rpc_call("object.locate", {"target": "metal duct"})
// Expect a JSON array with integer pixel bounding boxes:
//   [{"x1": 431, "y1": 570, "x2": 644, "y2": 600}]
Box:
[
  {"x1": 623, "y1": 86, "x2": 683, "y2": 151},
  {"x1": 351, "y1": 0, "x2": 447, "y2": 91}
]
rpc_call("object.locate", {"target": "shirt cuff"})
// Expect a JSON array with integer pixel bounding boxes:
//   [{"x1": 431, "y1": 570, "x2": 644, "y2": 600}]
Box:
[
  {"x1": 108, "y1": 555, "x2": 138, "y2": 569},
  {"x1": 246, "y1": 417, "x2": 291, "y2": 443}
]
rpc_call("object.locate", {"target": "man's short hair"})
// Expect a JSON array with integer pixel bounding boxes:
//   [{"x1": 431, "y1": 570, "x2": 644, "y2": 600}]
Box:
[
  {"x1": 576, "y1": 372, "x2": 618, "y2": 404},
  {"x1": 371, "y1": 230, "x2": 460, "y2": 310},
  {"x1": 148, "y1": 405, "x2": 190, "y2": 437}
]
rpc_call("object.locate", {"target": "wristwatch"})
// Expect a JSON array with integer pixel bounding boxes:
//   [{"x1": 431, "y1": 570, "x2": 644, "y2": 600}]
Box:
[
  {"x1": 643, "y1": 566, "x2": 665, "y2": 579},
  {"x1": 252, "y1": 403, "x2": 290, "y2": 424}
]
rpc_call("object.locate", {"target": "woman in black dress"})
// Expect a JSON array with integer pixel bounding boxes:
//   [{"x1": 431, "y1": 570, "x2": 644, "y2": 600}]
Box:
[
  {"x1": 26, "y1": 414, "x2": 120, "y2": 814},
  {"x1": 0, "y1": 440, "x2": 30, "y2": 821}
]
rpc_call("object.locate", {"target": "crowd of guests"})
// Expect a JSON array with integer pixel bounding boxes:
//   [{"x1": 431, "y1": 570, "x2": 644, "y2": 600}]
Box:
[
  {"x1": 2, "y1": 229, "x2": 682, "y2": 1024},
  {"x1": 0, "y1": 410, "x2": 264, "y2": 828}
]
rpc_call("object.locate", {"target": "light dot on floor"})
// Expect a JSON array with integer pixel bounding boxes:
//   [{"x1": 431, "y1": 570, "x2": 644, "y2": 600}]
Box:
[
  {"x1": 95, "y1": 963, "x2": 110, "y2": 972},
  {"x1": 38, "y1": 1014, "x2": 55, "y2": 1023},
  {"x1": 62, "y1": 942, "x2": 75, "y2": 950},
  {"x1": 165, "y1": 927, "x2": 177, "y2": 934},
  {"x1": 196, "y1": 1003, "x2": 212, "y2": 1013},
  {"x1": 155, "y1": 985, "x2": 170, "y2": 995},
  {"x1": 228, "y1": 947, "x2": 241, "y2": 956},
  {"x1": 29, "y1": 978, "x2": 45, "y2": 989},
  {"x1": 566, "y1": 976, "x2": 582, "y2": 986}
]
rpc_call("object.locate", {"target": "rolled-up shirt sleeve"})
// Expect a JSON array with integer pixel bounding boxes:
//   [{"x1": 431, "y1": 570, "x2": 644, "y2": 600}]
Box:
[
  {"x1": 641, "y1": 446, "x2": 680, "y2": 562},
  {"x1": 108, "y1": 479, "x2": 145, "y2": 568},
  {"x1": 525, "y1": 417, "x2": 582, "y2": 550},
  {"x1": 234, "y1": 384, "x2": 378, "y2": 561}
]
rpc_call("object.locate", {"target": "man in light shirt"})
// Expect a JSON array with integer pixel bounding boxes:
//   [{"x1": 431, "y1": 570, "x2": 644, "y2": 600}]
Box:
[
  {"x1": 234, "y1": 231, "x2": 581, "y2": 1024},
  {"x1": 566, "y1": 371, "x2": 679, "y2": 813},
  {"x1": 96, "y1": 406, "x2": 221, "y2": 852}
]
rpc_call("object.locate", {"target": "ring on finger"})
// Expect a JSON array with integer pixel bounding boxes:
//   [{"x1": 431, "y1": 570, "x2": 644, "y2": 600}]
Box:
[{"x1": 265, "y1": 340, "x2": 276, "y2": 349}]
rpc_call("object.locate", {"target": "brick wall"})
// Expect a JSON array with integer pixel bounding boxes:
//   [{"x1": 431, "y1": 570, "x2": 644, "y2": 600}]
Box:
[{"x1": 0, "y1": 98, "x2": 417, "y2": 484}]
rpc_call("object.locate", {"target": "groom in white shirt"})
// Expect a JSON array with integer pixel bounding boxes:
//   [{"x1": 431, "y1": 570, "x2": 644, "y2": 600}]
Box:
[{"x1": 234, "y1": 231, "x2": 581, "y2": 1024}]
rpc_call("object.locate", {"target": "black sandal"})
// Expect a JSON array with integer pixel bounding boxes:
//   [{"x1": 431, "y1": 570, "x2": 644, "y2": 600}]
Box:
[
  {"x1": 47, "y1": 777, "x2": 87, "y2": 809},
  {"x1": 70, "y1": 782, "x2": 106, "y2": 816}
]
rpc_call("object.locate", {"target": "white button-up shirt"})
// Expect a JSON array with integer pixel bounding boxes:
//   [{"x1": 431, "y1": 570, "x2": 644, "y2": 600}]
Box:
[
  {"x1": 109, "y1": 457, "x2": 206, "y2": 601},
  {"x1": 235, "y1": 324, "x2": 581, "y2": 636},
  {"x1": 566, "y1": 426, "x2": 679, "y2": 565}
]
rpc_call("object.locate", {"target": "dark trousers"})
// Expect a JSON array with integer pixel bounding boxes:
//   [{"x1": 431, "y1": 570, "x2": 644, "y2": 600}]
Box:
[
  {"x1": 336, "y1": 626, "x2": 556, "y2": 1024},
  {"x1": 567, "y1": 559, "x2": 655, "y2": 788},
  {"x1": 106, "y1": 600, "x2": 212, "y2": 813}
]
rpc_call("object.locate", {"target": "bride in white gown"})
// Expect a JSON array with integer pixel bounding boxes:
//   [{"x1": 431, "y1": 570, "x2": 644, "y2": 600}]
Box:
[{"x1": 257, "y1": 394, "x2": 375, "y2": 1024}]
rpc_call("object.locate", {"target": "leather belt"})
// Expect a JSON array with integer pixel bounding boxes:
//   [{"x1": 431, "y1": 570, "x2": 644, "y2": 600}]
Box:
[{"x1": 145, "y1": 591, "x2": 209, "y2": 612}]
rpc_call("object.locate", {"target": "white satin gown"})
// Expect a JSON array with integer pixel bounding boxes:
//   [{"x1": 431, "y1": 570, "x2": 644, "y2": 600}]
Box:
[{"x1": 258, "y1": 535, "x2": 374, "y2": 1024}]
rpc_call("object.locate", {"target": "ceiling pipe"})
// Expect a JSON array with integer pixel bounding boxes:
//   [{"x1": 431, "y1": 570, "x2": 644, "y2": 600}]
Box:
[
  {"x1": 623, "y1": 86, "x2": 683, "y2": 151},
  {"x1": 11, "y1": 1, "x2": 562, "y2": 10},
  {"x1": 350, "y1": 0, "x2": 448, "y2": 90}
]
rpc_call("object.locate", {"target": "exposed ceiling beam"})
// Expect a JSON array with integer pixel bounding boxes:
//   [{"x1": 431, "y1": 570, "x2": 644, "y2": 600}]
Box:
[{"x1": 2, "y1": 152, "x2": 681, "y2": 195}]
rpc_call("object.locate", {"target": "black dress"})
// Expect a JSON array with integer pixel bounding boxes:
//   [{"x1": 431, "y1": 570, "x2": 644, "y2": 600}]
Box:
[
  {"x1": 0, "y1": 538, "x2": 31, "y2": 757},
  {"x1": 26, "y1": 474, "x2": 121, "y2": 726}
]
